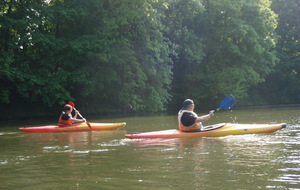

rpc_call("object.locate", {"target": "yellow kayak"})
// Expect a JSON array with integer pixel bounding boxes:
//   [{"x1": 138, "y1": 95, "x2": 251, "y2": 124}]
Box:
[
  {"x1": 19, "y1": 122, "x2": 126, "y2": 133},
  {"x1": 125, "y1": 123, "x2": 286, "y2": 139}
]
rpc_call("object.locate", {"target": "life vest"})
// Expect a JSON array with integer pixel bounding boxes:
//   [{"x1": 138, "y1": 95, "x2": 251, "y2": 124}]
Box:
[
  {"x1": 178, "y1": 110, "x2": 203, "y2": 132},
  {"x1": 58, "y1": 112, "x2": 73, "y2": 127}
]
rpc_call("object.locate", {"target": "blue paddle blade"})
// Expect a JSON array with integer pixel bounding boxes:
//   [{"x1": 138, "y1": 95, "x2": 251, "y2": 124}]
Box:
[{"x1": 217, "y1": 95, "x2": 236, "y2": 110}]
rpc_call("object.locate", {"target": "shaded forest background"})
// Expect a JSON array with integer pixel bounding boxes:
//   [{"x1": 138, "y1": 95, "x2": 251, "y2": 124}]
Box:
[{"x1": 0, "y1": 0, "x2": 299, "y2": 120}]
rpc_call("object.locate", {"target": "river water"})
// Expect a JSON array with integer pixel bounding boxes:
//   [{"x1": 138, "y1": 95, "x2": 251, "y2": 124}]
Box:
[{"x1": 1, "y1": 107, "x2": 300, "y2": 190}]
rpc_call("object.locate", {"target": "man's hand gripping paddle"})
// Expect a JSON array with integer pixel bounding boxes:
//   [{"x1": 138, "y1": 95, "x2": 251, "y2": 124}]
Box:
[{"x1": 68, "y1": 101, "x2": 92, "y2": 129}]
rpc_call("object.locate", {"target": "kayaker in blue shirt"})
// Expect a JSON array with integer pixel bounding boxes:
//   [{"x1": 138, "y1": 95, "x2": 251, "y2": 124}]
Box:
[{"x1": 178, "y1": 99, "x2": 214, "y2": 132}]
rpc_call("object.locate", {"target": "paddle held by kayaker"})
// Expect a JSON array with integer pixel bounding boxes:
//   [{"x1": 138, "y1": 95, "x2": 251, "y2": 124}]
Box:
[
  {"x1": 58, "y1": 104, "x2": 86, "y2": 127},
  {"x1": 178, "y1": 99, "x2": 214, "y2": 132}
]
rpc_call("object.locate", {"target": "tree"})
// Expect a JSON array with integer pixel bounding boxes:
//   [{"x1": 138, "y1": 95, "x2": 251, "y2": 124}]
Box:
[
  {"x1": 254, "y1": 0, "x2": 300, "y2": 105},
  {"x1": 0, "y1": 0, "x2": 173, "y2": 115},
  {"x1": 89, "y1": 0, "x2": 173, "y2": 112},
  {"x1": 0, "y1": 0, "x2": 284, "y2": 119},
  {"x1": 166, "y1": 0, "x2": 278, "y2": 109},
  {"x1": 164, "y1": 0, "x2": 206, "y2": 108},
  {"x1": 0, "y1": 0, "x2": 70, "y2": 106}
]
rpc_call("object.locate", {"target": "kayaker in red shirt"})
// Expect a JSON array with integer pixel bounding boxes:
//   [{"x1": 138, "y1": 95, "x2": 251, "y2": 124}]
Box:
[
  {"x1": 58, "y1": 104, "x2": 86, "y2": 127},
  {"x1": 178, "y1": 99, "x2": 214, "y2": 132}
]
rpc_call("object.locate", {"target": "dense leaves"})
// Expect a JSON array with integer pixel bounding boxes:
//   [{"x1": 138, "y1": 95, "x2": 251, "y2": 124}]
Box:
[
  {"x1": 0, "y1": 0, "x2": 296, "y2": 118},
  {"x1": 257, "y1": 0, "x2": 300, "y2": 104},
  {"x1": 166, "y1": 0, "x2": 277, "y2": 108},
  {"x1": 0, "y1": 0, "x2": 173, "y2": 115},
  {"x1": 242, "y1": 0, "x2": 300, "y2": 106}
]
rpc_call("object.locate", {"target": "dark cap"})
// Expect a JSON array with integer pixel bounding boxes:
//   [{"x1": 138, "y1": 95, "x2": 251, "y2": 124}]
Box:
[{"x1": 181, "y1": 99, "x2": 194, "y2": 110}]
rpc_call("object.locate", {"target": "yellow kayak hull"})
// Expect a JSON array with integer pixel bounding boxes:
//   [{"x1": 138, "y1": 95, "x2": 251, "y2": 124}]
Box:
[
  {"x1": 19, "y1": 122, "x2": 126, "y2": 133},
  {"x1": 125, "y1": 123, "x2": 286, "y2": 139}
]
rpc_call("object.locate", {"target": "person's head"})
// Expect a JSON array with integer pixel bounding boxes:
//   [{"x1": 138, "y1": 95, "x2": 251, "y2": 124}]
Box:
[
  {"x1": 181, "y1": 99, "x2": 195, "y2": 110},
  {"x1": 63, "y1": 104, "x2": 73, "y2": 113}
]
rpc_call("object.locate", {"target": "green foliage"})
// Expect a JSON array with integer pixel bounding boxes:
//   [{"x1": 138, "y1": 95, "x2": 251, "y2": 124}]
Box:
[
  {"x1": 0, "y1": 0, "x2": 173, "y2": 113},
  {"x1": 164, "y1": 0, "x2": 206, "y2": 105},
  {"x1": 0, "y1": 0, "x2": 297, "y2": 119},
  {"x1": 165, "y1": 0, "x2": 277, "y2": 109},
  {"x1": 95, "y1": 0, "x2": 173, "y2": 112},
  {"x1": 247, "y1": 0, "x2": 300, "y2": 105},
  {"x1": 200, "y1": 0, "x2": 277, "y2": 99},
  {"x1": 272, "y1": 0, "x2": 300, "y2": 103}
]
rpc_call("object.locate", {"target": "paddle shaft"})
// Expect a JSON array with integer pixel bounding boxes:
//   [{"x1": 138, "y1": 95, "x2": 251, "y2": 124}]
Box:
[{"x1": 74, "y1": 108, "x2": 92, "y2": 129}]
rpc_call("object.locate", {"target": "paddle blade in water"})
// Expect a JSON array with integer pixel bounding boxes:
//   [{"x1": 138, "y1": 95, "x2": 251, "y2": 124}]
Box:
[{"x1": 217, "y1": 95, "x2": 236, "y2": 110}]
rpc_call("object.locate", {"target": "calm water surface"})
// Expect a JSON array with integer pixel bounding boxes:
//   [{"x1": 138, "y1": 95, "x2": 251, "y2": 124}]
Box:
[{"x1": 1, "y1": 107, "x2": 300, "y2": 190}]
